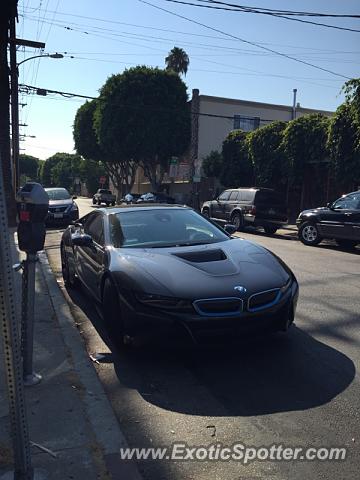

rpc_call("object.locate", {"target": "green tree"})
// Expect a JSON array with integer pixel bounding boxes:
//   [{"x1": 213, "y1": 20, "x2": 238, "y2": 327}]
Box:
[
  {"x1": 328, "y1": 79, "x2": 360, "y2": 189},
  {"x1": 281, "y1": 114, "x2": 330, "y2": 186},
  {"x1": 247, "y1": 121, "x2": 288, "y2": 189},
  {"x1": 19, "y1": 154, "x2": 39, "y2": 183},
  {"x1": 202, "y1": 150, "x2": 223, "y2": 178},
  {"x1": 165, "y1": 47, "x2": 190, "y2": 76},
  {"x1": 74, "y1": 98, "x2": 137, "y2": 197},
  {"x1": 94, "y1": 66, "x2": 191, "y2": 191},
  {"x1": 41, "y1": 153, "x2": 82, "y2": 190},
  {"x1": 220, "y1": 130, "x2": 254, "y2": 188}
]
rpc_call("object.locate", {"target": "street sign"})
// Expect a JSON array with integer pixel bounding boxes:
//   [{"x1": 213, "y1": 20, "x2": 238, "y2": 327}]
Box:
[{"x1": 170, "y1": 156, "x2": 178, "y2": 165}]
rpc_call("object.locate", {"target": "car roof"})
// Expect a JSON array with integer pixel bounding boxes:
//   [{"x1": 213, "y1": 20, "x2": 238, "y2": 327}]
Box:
[
  {"x1": 45, "y1": 187, "x2": 69, "y2": 191},
  {"x1": 224, "y1": 187, "x2": 275, "y2": 192},
  {"x1": 96, "y1": 203, "x2": 190, "y2": 215}
]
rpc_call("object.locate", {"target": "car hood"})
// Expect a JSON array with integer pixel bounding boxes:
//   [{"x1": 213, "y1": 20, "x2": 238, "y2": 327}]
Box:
[
  {"x1": 48, "y1": 198, "x2": 73, "y2": 207},
  {"x1": 109, "y1": 238, "x2": 291, "y2": 300},
  {"x1": 299, "y1": 206, "x2": 328, "y2": 216}
]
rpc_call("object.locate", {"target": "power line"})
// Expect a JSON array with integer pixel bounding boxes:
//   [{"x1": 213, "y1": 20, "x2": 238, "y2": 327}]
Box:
[
  {"x1": 162, "y1": 0, "x2": 360, "y2": 33},
  {"x1": 19, "y1": 82, "x2": 309, "y2": 122},
  {"x1": 138, "y1": 0, "x2": 351, "y2": 80}
]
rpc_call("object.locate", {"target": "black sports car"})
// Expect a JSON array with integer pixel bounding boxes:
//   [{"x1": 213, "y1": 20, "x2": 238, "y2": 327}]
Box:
[{"x1": 60, "y1": 205, "x2": 298, "y2": 345}]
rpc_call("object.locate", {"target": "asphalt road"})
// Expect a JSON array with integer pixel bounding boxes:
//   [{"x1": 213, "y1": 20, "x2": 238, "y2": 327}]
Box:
[{"x1": 44, "y1": 197, "x2": 360, "y2": 480}]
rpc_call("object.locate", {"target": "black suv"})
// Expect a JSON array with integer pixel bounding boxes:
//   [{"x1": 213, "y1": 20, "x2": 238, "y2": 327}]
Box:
[
  {"x1": 297, "y1": 190, "x2": 360, "y2": 248},
  {"x1": 201, "y1": 188, "x2": 288, "y2": 234}
]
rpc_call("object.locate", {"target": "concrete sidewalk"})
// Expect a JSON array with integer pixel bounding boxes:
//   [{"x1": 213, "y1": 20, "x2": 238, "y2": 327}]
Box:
[{"x1": 0, "y1": 233, "x2": 141, "y2": 479}]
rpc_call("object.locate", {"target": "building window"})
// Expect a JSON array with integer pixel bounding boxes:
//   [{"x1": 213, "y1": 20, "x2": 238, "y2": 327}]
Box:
[{"x1": 233, "y1": 115, "x2": 260, "y2": 131}]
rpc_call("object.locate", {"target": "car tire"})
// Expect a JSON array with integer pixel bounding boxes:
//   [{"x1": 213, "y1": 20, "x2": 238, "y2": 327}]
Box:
[
  {"x1": 231, "y1": 211, "x2": 243, "y2": 231},
  {"x1": 202, "y1": 208, "x2": 210, "y2": 218},
  {"x1": 92, "y1": 198, "x2": 96, "y2": 205},
  {"x1": 112, "y1": 202, "x2": 116, "y2": 206},
  {"x1": 299, "y1": 221, "x2": 321, "y2": 246},
  {"x1": 336, "y1": 239, "x2": 358, "y2": 250},
  {"x1": 105, "y1": 202, "x2": 110, "y2": 207},
  {"x1": 61, "y1": 243, "x2": 78, "y2": 288},
  {"x1": 97, "y1": 199, "x2": 101, "y2": 206},
  {"x1": 102, "y1": 278, "x2": 125, "y2": 346},
  {"x1": 264, "y1": 226, "x2": 278, "y2": 235}
]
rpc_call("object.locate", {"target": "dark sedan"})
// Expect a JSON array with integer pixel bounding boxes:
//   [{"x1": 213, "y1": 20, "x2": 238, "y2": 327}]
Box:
[
  {"x1": 297, "y1": 190, "x2": 360, "y2": 248},
  {"x1": 45, "y1": 188, "x2": 79, "y2": 226},
  {"x1": 60, "y1": 205, "x2": 299, "y2": 346}
]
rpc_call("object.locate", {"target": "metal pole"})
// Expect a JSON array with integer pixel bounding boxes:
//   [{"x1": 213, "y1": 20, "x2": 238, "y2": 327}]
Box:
[
  {"x1": 292, "y1": 88, "x2": 297, "y2": 120},
  {"x1": 21, "y1": 253, "x2": 41, "y2": 386},
  {"x1": 9, "y1": 15, "x2": 19, "y2": 192},
  {"x1": 0, "y1": 153, "x2": 33, "y2": 478}
]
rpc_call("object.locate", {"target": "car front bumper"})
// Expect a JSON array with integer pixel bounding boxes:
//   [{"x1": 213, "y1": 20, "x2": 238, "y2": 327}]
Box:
[
  {"x1": 117, "y1": 281, "x2": 299, "y2": 345},
  {"x1": 46, "y1": 209, "x2": 79, "y2": 224}
]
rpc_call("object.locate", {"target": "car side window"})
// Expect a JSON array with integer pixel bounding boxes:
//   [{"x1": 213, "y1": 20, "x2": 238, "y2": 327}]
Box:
[
  {"x1": 218, "y1": 191, "x2": 230, "y2": 201},
  {"x1": 84, "y1": 214, "x2": 104, "y2": 246},
  {"x1": 333, "y1": 194, "x2": 360, "y2": 210},
  {"x1": 229, "y1": 191, "x2": 239, "y2": 201}
]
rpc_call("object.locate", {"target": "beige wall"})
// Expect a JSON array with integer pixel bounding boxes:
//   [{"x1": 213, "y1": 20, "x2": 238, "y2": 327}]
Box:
[{"x1": 197, "y1": 95, "x2": 333, "y2": 163}]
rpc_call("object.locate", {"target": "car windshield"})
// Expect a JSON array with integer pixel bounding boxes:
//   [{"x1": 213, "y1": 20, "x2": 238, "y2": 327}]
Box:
[
  {"x1": 46, "y1": 188, "x2": 71, "y2": 200},
  {"x1": 109, "y1": 208, "x2": 229, "y2": 248}
]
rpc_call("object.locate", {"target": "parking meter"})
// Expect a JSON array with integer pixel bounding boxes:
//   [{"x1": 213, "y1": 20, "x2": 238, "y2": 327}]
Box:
[{"x1": 16, "y1": 182, "x2": 49, "y2": 253}]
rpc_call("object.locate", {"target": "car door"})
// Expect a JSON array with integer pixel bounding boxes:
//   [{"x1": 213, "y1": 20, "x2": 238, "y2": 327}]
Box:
[
  {"x1": 75, "y1": 212, "x2": 106, "y2": 299},
  {"x1": 318, "y1": 194, "x2": 357, "y2": 239},
  {"x1": 212, "y1": 190, "x2": 230, "y2": 220},
  {"x1": 224, "y1": 190, "x2": 240, "y2": 221},
  {"x1": 342, "y1": 193, "x2": 360, "y2": 241}
]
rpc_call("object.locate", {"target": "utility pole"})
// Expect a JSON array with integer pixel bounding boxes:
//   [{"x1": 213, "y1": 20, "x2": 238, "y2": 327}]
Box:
[
  {"x1": 9, "y1": 34, "x2": 45, "y2": 192},
  {"x1": 292, "y1": 88, "x2": 298, "y2": 120}
]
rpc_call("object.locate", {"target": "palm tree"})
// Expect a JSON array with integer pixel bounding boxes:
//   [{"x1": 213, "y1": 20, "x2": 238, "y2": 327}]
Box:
[{"x1": 165, "y1": 47, "x2": 189, "y2": 76}]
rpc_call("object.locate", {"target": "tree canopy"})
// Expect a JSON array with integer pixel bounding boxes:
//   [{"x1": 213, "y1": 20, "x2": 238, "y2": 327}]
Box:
[
  {"x1": 281, "y1": 113, "x2": 330, "y2": 186},
  {"x1": 165, "y1": 47, "x2": 190, "y2": 76},
  {"x1": 202, "y1": 150, "x2": 223, "y2": 178},
  {"x1": 247, "y1": 121, "x2": 288, "y2": 189},
  {"x1": 94, "y1": 65, "x2": 191, "y2": 191},
  {"x1": 19, "y1": 154, "x2": 40, "y2": 182},
  {"x1": 221, "y1": 130, "x2": 254, "y2": 188},
  {"x1": 328, "y1": 79, "x2": 360, "y2": 189}
]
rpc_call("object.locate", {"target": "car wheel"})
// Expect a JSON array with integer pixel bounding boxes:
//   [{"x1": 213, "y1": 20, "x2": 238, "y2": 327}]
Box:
[
  {"x1": 299, "y1": 221, "x2": 321, "y2": 246},
  {"x1": 202, "y1": 208, "x2": 210, "y2": 218},
  {"x1": 102, "y1": 278, "x2": 125, "y2": 346},
  {"x1": 264, "y1": 226, "x2": 278, "y2": 235},
  {"x1": 61, "y1": 243, "x2": 77, "y2": 288},
  {"x1": 92, "y1": 198, "x2": 96, "y2": 205},
  {"x1": 105, "y1": 202, "x2": 110, "y2": 207},
  {"x1": 112, "y1": 202, "x2": 116, "y2": 206},
  {"x1": 231, "y1": 212, "x2": 243, "y2": 231},
  {"x1": 336, "y1": 239, "x2": 358, "y2": 249},
  {"x1": 97, "y1": 199, "x2": 101, "y2": 206}
]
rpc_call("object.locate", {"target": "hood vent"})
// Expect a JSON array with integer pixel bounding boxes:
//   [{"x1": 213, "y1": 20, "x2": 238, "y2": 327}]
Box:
[{"x1": 173, "y1": 248, "x2": 227, "y2": 263}]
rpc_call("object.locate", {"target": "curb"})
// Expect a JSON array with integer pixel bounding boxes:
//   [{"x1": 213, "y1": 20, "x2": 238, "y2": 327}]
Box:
[{"x1": 38, "y1": 251, "x2": 142, "y2": 480}]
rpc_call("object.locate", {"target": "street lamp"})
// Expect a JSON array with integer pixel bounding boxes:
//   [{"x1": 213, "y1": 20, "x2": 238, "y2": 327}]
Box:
[{"x1": 11, "y1": 53, "x2": 63, "y2": 191}]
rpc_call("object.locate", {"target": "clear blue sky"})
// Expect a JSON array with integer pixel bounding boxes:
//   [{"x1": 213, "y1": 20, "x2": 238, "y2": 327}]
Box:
[{"x1": 17, "y1": 0, "x2": 360, "y2": 160}]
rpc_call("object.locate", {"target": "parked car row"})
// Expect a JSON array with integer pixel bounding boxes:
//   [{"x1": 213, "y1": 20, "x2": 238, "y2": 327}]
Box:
[{"x1": 44, "y1": 185, "x2": 360, "y2": 251}]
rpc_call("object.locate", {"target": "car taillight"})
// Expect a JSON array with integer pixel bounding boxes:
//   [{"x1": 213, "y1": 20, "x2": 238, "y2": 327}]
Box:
[{"x1": 250, "y1": 206, "x2": 256, "y2": 215}]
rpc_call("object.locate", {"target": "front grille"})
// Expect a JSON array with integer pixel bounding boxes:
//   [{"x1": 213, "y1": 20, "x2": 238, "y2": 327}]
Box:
[
  {"x1": 193, "y1": 297, "x2": 243, "y2": 317},
  {"x1": 49, "y1": 206, "x2": 67, "y2": 213},
  {"x1": 248, "y1": 289, "x2": 280, "y2": 311}
]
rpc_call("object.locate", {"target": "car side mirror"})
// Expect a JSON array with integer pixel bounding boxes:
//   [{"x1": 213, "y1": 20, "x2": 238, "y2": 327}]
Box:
[
  {"x1": 71, "y1": 233, "x2": 93, "y2": 247},
  {"x1": 224, "y1": 224, "x2": 237, "y2": 235}
]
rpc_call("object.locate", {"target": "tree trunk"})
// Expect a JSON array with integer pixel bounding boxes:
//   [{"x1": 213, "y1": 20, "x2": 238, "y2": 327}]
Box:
[{"x1": 0, "y1": 0, "x2": 17, "y2": 226}]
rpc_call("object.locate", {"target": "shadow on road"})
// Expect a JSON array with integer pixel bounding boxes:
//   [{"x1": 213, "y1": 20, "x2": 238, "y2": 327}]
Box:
[{"x1": 64, "y1": 283, "x2": 355, "y2": 417}]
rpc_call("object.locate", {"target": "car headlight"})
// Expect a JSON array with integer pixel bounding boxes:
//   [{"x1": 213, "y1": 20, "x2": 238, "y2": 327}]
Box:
[
  {"x1": 280, "y1": 276, "x2": 292, "y2": 293},
  {"x1": 135, "y1": 293, "x2": 193, "y2": 311}
]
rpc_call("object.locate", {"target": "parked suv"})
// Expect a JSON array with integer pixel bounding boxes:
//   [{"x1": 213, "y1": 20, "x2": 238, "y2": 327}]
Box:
[
  {"x1": 201, "y1": 188, "x2": 288, "y2": 234},
  {"x1": 297, "y1": 190, "x2": 360, "y2": 248},
  {"x1": 92, "y1": 189, "x2": 116, "y2": 206}
]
